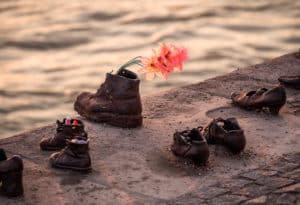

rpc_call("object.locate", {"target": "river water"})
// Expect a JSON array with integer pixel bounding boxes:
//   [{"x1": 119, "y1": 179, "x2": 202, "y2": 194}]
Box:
[{"x1": 0, "y1": 0, "x2": 299, "y2": 138}]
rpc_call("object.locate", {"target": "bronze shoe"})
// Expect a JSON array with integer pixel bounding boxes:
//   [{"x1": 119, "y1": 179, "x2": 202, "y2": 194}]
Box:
[
  {"x1": 49, "y1": 138, "x2": 91, "y2": 171},
  {"x1": 0, "y1": 149, "x2": 7, "y2": 186},
  {"x1": 0, "y1": 154, "x2": 23, "y2": 197},
  {"x1": 203, "y1": 118, "x2": 246, "y2": 154},
  {"x1": 171, "y1": 128, "x2": 209, "y2": 164},
  {"x1": 278, "y1": 75, "x2": 300, "y2": 89},
  {"x1": 74, "y1": 68, "x2": 142, "y2": 128},
  {"x1": 40, "y1": 118, "x2": 88, "y2": 151},
  {"x1": 0, "y1": 148, "x2": 7, "y2": 162},
  {"x1": 231, "y1": 86, "x2": 286, "y2": 114}
]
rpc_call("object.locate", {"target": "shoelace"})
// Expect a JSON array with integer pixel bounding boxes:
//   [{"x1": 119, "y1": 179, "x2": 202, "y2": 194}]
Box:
[
  {"x1": 56, "y1": 123, "x2": 64, "y2": 133},
  {"x1": 179, "y1": 126, "x2": 204, "y2": 144},
  {"x1": 203, "y1": 118, "x2": 225, "y2": 138}
]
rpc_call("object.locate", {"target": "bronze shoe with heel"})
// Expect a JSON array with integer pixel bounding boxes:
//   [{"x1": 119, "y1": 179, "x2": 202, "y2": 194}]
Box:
[{"x1": 231, "y1": 86, "x2": 286, "y2": 114}]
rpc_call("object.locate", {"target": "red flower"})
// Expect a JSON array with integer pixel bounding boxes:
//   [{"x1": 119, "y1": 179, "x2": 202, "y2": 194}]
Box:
[{"x1": 141, "y1": 44, "x2": 188, "y2": 79}]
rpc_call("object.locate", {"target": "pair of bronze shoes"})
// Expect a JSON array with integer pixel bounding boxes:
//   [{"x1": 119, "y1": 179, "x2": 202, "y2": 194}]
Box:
[
  {"x1": 39, "y1": 118, "x2": 91, "y2": 171},
  {"x1": 171, "y1": 118, "x2": 246, "y2": 164},
  {"x1": 0, "y1": 149, "x2": 23, "y2": 197}
]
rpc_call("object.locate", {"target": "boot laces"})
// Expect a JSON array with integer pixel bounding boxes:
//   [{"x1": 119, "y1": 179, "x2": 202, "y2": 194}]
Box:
[{"x1": 56, "y1": 122, "x2": 65, "y2": 133}]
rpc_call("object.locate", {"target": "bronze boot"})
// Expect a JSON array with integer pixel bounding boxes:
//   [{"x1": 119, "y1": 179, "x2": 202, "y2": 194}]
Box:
[
  {"x1": 278, "y1": 75, "x2": 300, "y2": 89},
  {"x1": 40, "y1": 118, "x2": 88, "y2": 151},
  {"x1": 0, "y1": 149, "x2": 7, "y2": 184},
  {"x1": 171, "y1": 128, "x2": 209, "y2": 164},
  {"x1": 203, "y1": 118, "x2": 246, "y2": 154},
  {"x1": 0, "y1": 148, "x2": 7, "y2": 162},
  {"x1": 0, "y1": 154, "x2": 24, "y2": 197},
  {"x1": 49, "y1": 138, "x2": 91, "y2": 171},
  {"x1": 231, "y1": 86, "x2": 286, "y2": 114},
  {"x1": 74, "y1": 68, "x2": 142, "y2": 128}
]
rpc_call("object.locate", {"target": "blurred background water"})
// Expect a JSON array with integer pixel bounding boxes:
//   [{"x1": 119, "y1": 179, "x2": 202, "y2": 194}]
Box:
[{"x1": 0, "y1": 0, "x2": 299, "y2": 138}]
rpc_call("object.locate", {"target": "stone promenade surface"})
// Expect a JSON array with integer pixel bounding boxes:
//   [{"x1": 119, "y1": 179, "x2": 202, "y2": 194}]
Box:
[{"x1": 1, "y1": 53, "x2": 300, "y2": 205}]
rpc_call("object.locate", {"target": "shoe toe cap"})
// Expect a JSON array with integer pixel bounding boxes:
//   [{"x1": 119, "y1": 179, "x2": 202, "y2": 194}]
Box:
[
  {"x1": 49, "y1": 152, "x2": 60, "y2": 165},
  {"x1": 76, "y1": 92, "x2": 92, "y2": 104},
  {"x1": 230, "y1": 92, "x2": 239, "y2": 99},
  {"x1": 39, "y1": 137, "x2": 51, "y2": 149},
  {"x1": 74, "y1": 92, "x2": 93, "y2": 112}
]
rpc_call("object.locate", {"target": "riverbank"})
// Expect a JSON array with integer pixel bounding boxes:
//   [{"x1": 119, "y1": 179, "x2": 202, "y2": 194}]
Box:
[{"x1": 1, "y1": 52, "x2": 299, "y2": 204}]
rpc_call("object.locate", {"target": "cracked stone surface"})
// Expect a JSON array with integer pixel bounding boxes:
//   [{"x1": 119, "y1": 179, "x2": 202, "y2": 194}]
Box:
[{"x1": 0, "y1": 52, "x2": 300, "y2": 204}]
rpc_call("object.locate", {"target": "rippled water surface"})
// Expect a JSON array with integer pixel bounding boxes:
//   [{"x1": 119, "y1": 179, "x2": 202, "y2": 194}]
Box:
[{"x1": 1, "y1": 0, "x2": 300, "y2": 138}]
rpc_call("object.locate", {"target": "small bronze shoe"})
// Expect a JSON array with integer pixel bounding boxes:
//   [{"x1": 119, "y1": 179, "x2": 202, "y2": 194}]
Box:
[
  {"x1": 0, "y1": 154, "x2": 24, "y2": 197},
  {"x1": 49, "y1": 137, "x2": 91, "y2": 171},
  {"x1": 231, "y1": 86, "x2": 286, "y2": 114},
  {"x1": 203, "y1": 118, "x2": 246, "y2": 154},
  {"x1": 171, "y1": 128, "x2": 209, "y2": 164},
  {"x1": 74, "y1": 68, "x2": 143, "y2": 128},
  {"x1": 278, "y1": 75, "x2": 300, "y2": 89},
  {"x1": 40, "y1": 118, "x2": 88, "y2": 151}
]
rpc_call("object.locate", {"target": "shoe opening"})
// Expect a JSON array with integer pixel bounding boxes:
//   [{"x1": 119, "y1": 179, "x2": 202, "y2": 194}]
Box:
[
  {"x1": 117, "y1": 68, "x2": 138, "y2": 79},
  {"x1": 189, "y1": 128, "x2": 204, "y2": 141},
  {"x1": 246, "y1": 90, "x2": 256, "y2": 96},
  {"x1": 63, "y1": 118, "x2": 83, "y2": 126},
  {"x1": 223, "y1": 118, "x2": 241, "y2": 131}
]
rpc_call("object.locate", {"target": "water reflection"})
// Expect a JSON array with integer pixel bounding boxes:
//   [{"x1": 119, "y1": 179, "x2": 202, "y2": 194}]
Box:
[{"x1": 0, "y1": 0, "x2": 299, "y2": 137}]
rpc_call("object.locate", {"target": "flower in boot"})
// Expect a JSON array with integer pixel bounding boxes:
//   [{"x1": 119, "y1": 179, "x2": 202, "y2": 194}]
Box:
[
  {"x1": 141, "y1": 44, "x2": 188, "y2": 79},
  {"x1": 141, "y1": 55, "x2": 171, "y2": 80},
  {"x1": 168, "y1": 44, "x2": 188, "y2": 71},
  {"x1": 117, "y1": 44, "x2": 188, "y2": 80}
]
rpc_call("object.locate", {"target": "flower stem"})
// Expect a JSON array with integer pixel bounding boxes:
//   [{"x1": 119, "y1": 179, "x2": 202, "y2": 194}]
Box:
[{"x1": 118, "y1": 56, "x2": 143, "y2": 73}]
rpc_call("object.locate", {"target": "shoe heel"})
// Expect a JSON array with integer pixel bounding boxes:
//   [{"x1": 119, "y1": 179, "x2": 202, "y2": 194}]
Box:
[
  {"x1": 106, "y1": 114, "x2": 142, "y2": 128},
  {"x1": 269, "y1": 106, "x2": 281, "y2": 115},
  {"x1": 1, "y1": 170, "x2": 24, "y2": 197}
]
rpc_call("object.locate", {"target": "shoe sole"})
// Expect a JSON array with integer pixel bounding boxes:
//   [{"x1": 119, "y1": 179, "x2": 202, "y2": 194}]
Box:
[
  {"x1": 280, "y1": 84, "x2": 300, "y2": 90},
  {"x1": 231, "y1": 102, "x2": 285, "y2": 115},
  {"x1": 40, "y1": 146, "x2": 65, "y2": 151},
  {"x1": 1, "y1": 170, "x2": 24, "y2": 197},
  {"x1": 51, "y1": 163, "x2": 92, "y2": 172},
  {"x1": 74, "y1": 102, "x2": 143, "y2": 128}
]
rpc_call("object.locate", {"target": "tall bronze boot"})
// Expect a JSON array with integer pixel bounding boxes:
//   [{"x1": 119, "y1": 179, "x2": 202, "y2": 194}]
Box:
[{"x1": 74, "y1": 68, "x2": 142, "y2": 128}]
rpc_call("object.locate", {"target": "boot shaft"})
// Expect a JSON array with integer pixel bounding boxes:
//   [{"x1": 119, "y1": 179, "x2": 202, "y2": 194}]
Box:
[
  {"x1": 40, "y1": 119, "x2": 88, "y2": 151},
  {"x1": 50, "y1": 139, "x2": 91, "y2": 171},
  {"x1": 0, "y1": 156, "x2": 23, "y2": 173},
  {"x1": 95, "y1": 72, "x2": 142, "y2": 115},
  {"x1": 67, "y1": 139, "x2": 89, "y2": 155},
  {"x1": 57, "y1": 119, "x2": 88, "y2": 139},
  {"x1": 97, "y1": 72, "x2": 140, "y2": 98}
]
